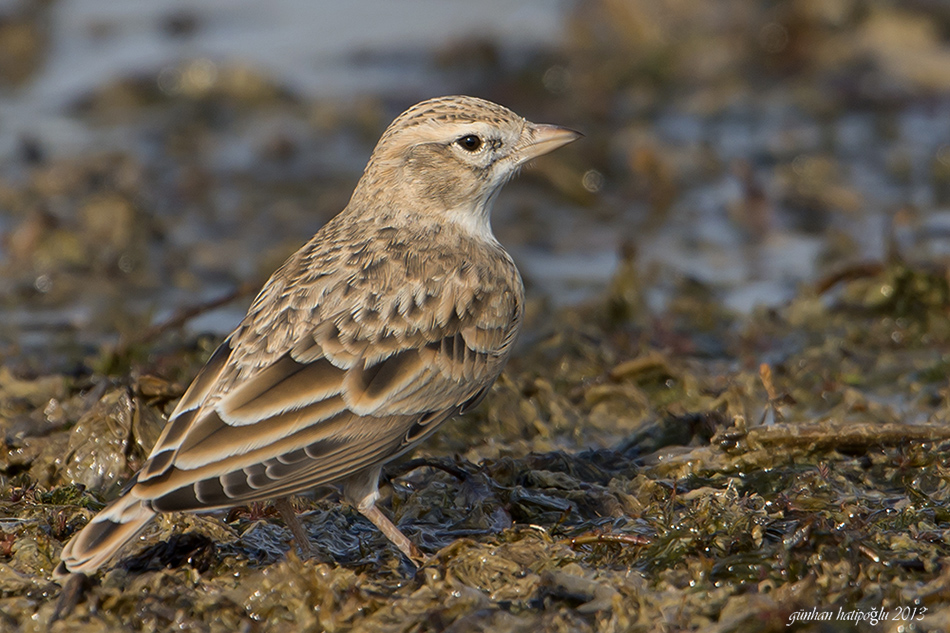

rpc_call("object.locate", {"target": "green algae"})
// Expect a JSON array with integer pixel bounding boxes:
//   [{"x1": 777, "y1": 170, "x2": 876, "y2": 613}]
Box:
[{"x1": 4, "y1": 258, "x2": 950, "y2": 631}]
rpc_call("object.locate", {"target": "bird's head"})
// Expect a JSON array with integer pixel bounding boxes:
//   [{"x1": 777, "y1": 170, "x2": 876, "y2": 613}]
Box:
[{"x1": 352, "y1": 95, "x2": 580, "y2": 238}]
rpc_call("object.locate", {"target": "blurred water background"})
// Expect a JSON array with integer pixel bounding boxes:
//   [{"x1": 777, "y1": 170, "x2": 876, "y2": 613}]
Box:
[{"x1": 2, "y1": 0, "x2": 950, "y2": 369}]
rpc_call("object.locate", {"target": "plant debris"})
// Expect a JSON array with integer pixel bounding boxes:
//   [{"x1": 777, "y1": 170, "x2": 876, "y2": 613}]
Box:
[{"x1": 4, "y1": 1, "x2": 950, "y2": 631}]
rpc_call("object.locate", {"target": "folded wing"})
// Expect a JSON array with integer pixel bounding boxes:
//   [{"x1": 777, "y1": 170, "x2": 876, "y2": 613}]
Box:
[{"x1": 129, "y1": 255, "x2": 522, "y2": 513}]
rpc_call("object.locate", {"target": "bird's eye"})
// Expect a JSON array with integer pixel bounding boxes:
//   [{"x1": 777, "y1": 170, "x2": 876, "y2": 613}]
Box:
[{"x1": 456, "y1": 135, "x2": 483, "y2": 152}]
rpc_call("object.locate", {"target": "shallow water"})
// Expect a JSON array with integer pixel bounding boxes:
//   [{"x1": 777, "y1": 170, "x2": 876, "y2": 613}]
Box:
[
  {"x1": 4, "y1": 1, "x2": 950, "y2": 359},
  {"x1": 0, "y1": 0, "x2": 568, "y2": 152}
]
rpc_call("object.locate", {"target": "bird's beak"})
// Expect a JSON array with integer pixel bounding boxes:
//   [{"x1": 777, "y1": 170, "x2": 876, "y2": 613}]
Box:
[{"x1": 516, "y1": 123, "x2": 582, "y2": 164}]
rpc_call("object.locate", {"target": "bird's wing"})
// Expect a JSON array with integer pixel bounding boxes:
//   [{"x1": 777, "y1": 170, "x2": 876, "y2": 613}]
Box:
[{"x1": 128, "y1": 237, "x2": 522, "y2": 511}]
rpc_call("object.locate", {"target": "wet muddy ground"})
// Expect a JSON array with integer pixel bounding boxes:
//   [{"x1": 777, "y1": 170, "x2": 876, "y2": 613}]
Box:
[{"x1": 3, "y1": 1, "x2": 950, "y2": 631}]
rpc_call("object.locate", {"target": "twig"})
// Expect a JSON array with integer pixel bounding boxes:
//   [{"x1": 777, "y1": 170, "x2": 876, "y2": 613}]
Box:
[
  {"x1": 814, "y1": 261, "x2": 884, "y2": 295},
  {"x1": 386, "y1": 457, "x2": 470, "y2": 481},
  {"x1": 562, "y1": 531, "x2": 651, "y2": 548},
  {"x1": 116, "y1": 281, "x2": 258, "y2": 355}
]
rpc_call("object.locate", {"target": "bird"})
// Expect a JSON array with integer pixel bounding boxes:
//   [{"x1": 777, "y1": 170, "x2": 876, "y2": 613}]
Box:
[{"x1": 55, "y1": 95, "x2": 580, "y2": 576}]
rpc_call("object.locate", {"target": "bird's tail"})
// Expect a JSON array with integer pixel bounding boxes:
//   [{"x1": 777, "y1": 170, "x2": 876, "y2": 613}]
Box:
[{"x1": 54, "y1": 493, "x2": 156, "y2": 578}]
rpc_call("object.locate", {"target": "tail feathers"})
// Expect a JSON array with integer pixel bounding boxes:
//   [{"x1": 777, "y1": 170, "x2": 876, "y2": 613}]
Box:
[{"x1": 55, "y1": 495, "x2": 156, "y2": 578}]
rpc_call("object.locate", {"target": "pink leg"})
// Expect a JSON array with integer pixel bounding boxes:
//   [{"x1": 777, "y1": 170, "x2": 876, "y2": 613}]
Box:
[
  {"x1": 343, "y1": 466, "x2": 426, "y2": 566},
  {"x1": 359, "y1": 504, "x2": 425, "y2": 566}
]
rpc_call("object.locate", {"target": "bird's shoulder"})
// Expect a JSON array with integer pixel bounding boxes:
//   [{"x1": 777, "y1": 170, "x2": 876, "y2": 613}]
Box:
[{"x1": 234, "y1": 216, "x2": 522, "y2": 365}]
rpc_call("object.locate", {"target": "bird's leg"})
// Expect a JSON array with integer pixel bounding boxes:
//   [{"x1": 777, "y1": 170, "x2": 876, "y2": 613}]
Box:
[
  {"x1": 274, "y1": 496, "x2": 314, "y2": 559},
  {"x1": 358, "y1": 504, "x2": 425, "y2": 566},
  {"x1": 344, "y1": 466, "x2": 426, "y2": 566}
]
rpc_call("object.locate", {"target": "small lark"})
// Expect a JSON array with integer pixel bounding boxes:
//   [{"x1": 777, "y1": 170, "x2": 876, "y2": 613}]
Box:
[{"x1": 56, "y1": 95, "x2": 579, "y2": 575}]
